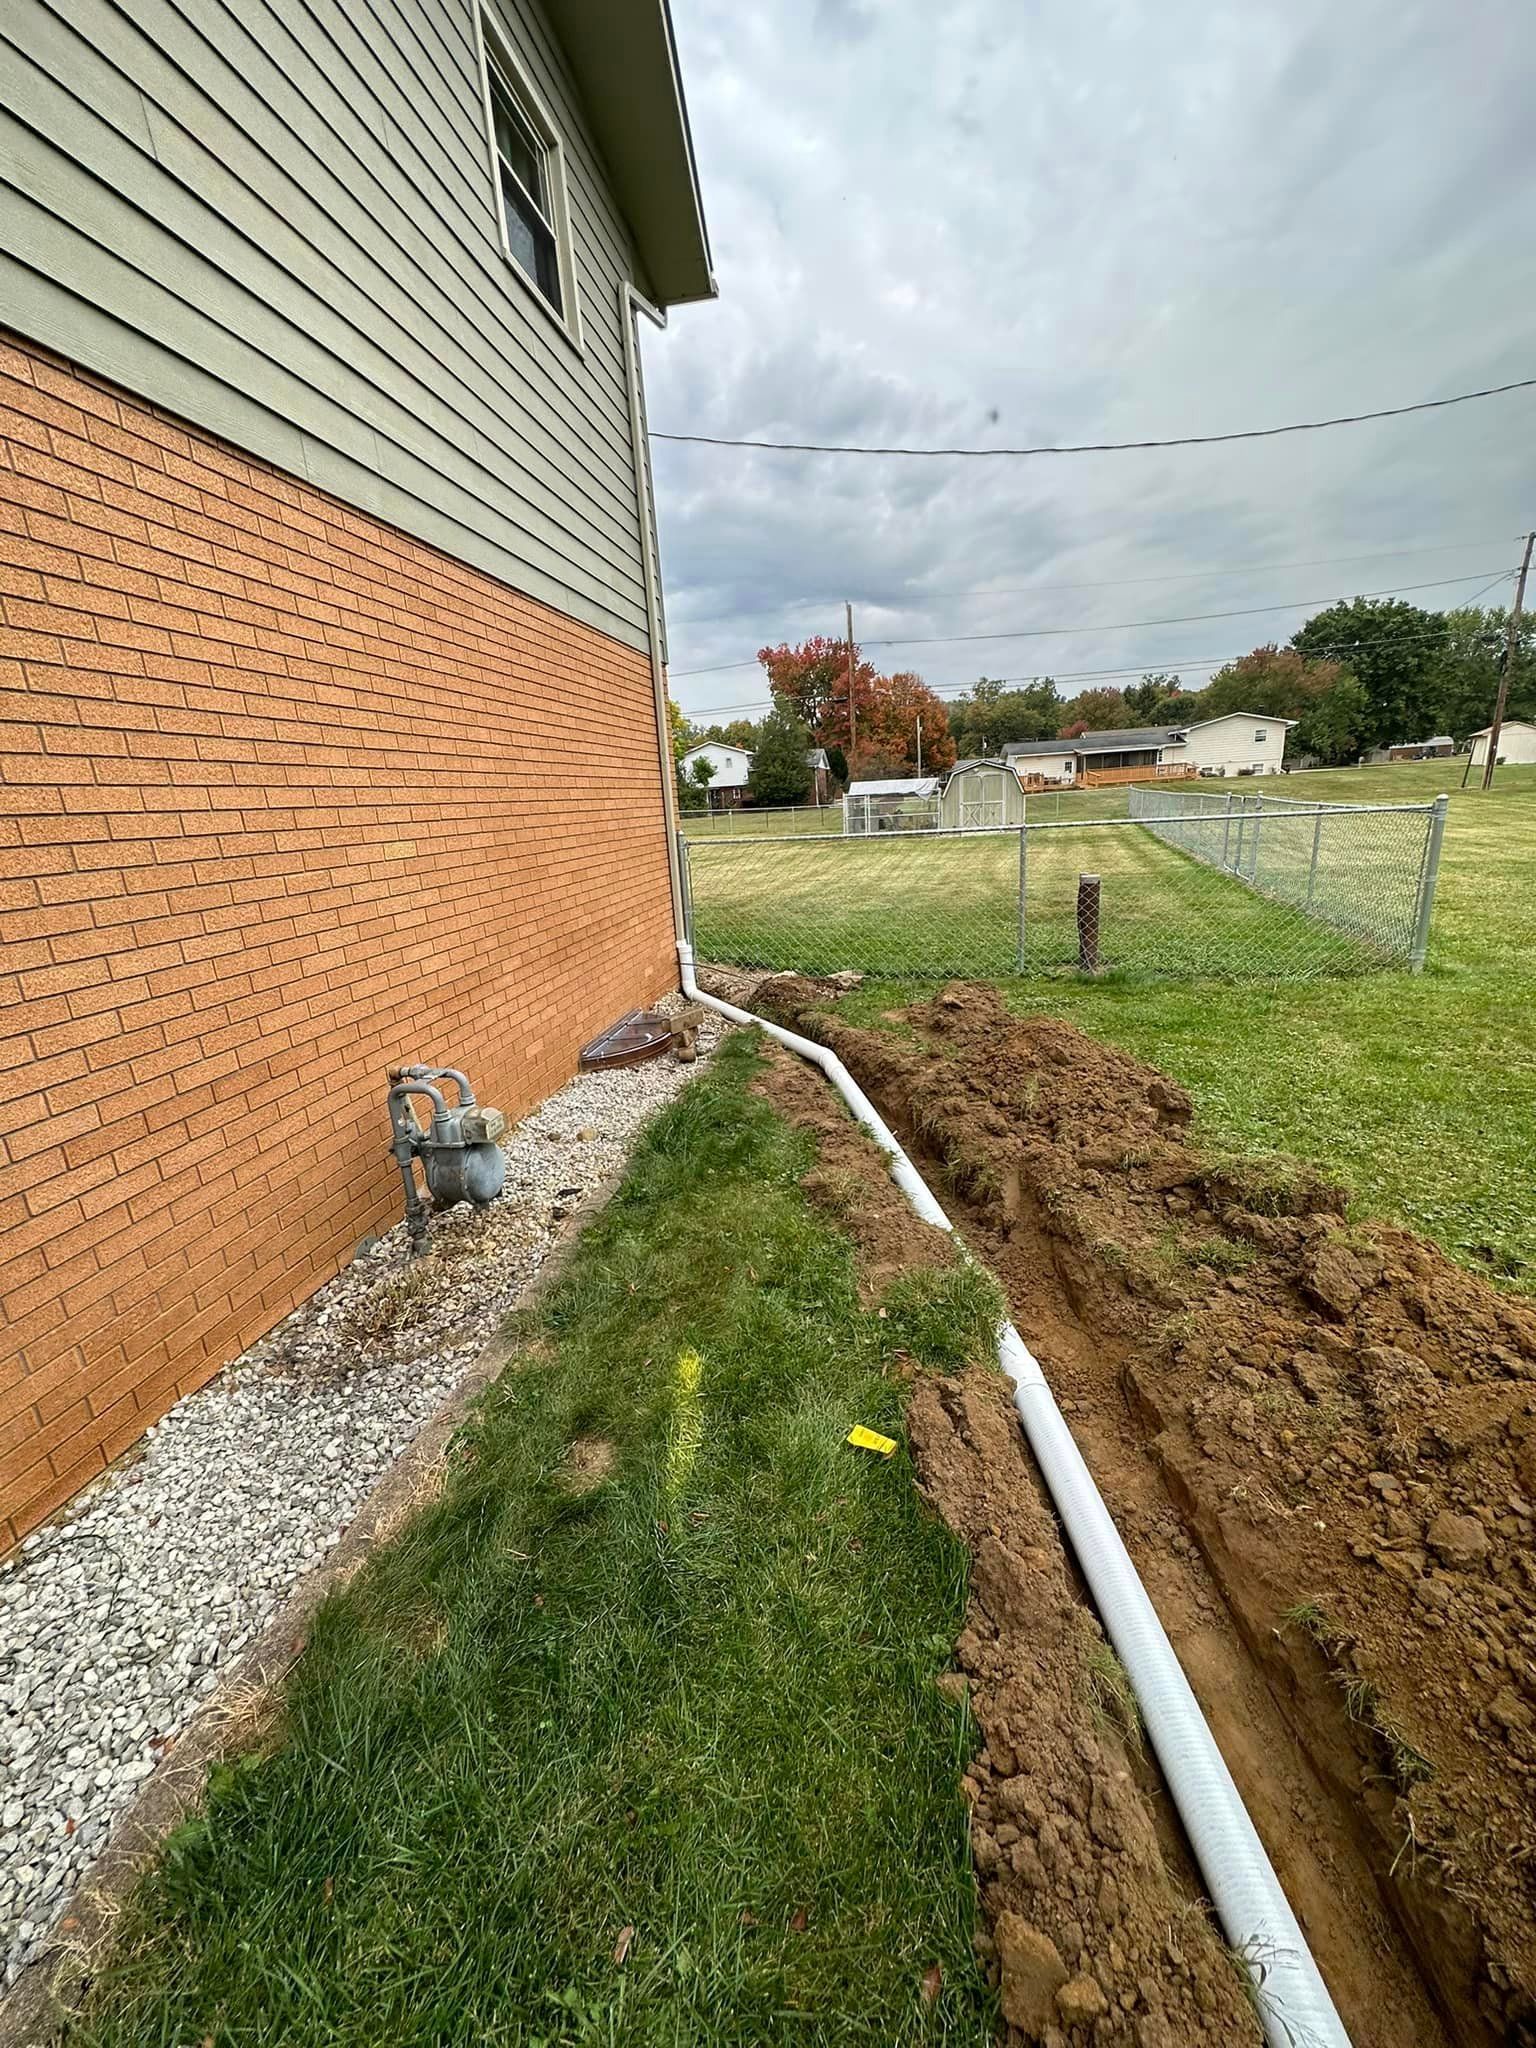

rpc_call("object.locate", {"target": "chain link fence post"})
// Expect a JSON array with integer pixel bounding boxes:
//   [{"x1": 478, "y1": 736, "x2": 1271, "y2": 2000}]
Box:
[
  {"x1": 1016, "y1": 824, "x2": 1028, "y2": 972},
  {"x1": 1306, "y1": 805, "x2": 1324, "y2": 910},
  {"x1": 1409, "y1": 793, "x2": 1450, "y2": 972}
]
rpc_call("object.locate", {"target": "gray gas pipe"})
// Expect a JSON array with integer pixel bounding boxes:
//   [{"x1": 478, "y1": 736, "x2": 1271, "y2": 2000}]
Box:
[{"x1": 386, "y1": 1064, "x2": 507, "y2": 1251}]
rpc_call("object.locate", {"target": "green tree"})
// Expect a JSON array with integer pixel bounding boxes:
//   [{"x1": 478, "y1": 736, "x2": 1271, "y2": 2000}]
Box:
[
  {"x1": 1058, "y1": 686, "x2": 1128, "y2": 738},
  {"x1": 748, "y1": 704, "x2": 814, "y2": 806},
  {"x1": 949, "y1": 677, "x2": 1063, "y2": 755},
  {"x1": 1197, "y1": 644, "x2": 1363, "y2": 764},
  {"x1": 1122, "y1": 674, "x2": 1184, "y2": 723},
  {"x1": 825, "y1": 743, "x2": 849, "y2": 790},
  {"x1": 1291, "y1": 673, "x2": 1368, "y2": 764},
  {"x1": 667, "y1": 697, "x2": 697, "y2": 765},
  {"x1": 1291, "y1": 598, "x2": 1448, "y2": 748},
  {"x1": 675, "y1": 754, "x2": 714, "y2": 813},
  {"x1": 1430, "y1": 606, "x2": 1536, "y2": 741},
  {"x1": 699, "y1": 718, "x2": 760, "y2": 749}
]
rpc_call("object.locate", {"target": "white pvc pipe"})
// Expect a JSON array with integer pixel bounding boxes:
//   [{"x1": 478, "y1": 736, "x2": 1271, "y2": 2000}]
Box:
[{"x1": 678, "y1": 942, "x2": 1349, "y2": 2048}]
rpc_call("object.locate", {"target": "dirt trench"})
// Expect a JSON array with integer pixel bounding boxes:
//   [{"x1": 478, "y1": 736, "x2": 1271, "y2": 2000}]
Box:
[
  {"x1": 756, "y1": 1046, "x2": 1263, "y2": 2047},
  {"x1": 751, "y1": 979, "x2": 1536, "y2": 2048}
]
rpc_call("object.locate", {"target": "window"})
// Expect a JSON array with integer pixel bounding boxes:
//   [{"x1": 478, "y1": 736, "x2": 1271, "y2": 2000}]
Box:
[
  {"x1": 1254, "y1": 727, "x2": 1268, "y2": 742},
  {"x1": 479, "y1": 23, "x2": 578, "y2": 339}
]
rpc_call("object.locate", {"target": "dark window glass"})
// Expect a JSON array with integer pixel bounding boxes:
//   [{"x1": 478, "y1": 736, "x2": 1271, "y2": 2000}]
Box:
[{"x1": 487, "y1": 63, "x2": 562, "y2": 316}]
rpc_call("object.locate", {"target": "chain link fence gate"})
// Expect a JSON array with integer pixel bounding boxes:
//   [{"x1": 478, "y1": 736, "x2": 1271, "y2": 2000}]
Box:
[{"x1": 681, "y1": 791, "x2": 1447, "y2": 984}]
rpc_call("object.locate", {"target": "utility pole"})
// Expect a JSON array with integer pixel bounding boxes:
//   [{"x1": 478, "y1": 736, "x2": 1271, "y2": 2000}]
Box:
[
  {"x1": 916, "y1": 715, "x2": 922, "y2": 774},
  {"x1": 845, "y1": 600, "x2": 856, "y2": 757},
  {"x1": 1483, "y1": 530, "x2": 1533, "y2": 791}
]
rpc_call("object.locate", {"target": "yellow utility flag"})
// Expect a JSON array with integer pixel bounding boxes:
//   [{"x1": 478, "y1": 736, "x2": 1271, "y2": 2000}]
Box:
[{"x1": 846, "y1": 1424, "x2": 897, "y2": 1457}]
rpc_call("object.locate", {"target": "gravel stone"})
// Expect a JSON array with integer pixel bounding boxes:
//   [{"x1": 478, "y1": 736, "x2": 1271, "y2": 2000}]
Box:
[{"x1": 0, "y1": 1002, "x2": 723, "y2": 1984}]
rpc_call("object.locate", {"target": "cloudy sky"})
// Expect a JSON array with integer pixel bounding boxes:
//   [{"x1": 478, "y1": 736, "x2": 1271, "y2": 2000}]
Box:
[{"x1": 643, "y1": 0, "x2": 1535, "y2": 728}]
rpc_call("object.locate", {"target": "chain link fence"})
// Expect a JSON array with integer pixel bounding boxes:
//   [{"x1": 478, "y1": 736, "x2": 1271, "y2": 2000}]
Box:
[
  {"x1": 681, "y1": 791, "x2": 1447, "y2": 984},
  {"x1": 680, "y1": 803, "x2": 844, "y2": 838}
]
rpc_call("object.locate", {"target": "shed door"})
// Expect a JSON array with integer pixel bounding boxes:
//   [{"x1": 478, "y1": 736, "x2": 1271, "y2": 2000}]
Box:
[{"x1": 959, "y1": 770, "x2": 1006, "y2": 830}]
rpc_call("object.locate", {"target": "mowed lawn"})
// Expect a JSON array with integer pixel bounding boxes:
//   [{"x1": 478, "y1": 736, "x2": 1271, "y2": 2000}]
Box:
[
  {"x1": 688, "y1": 780, "x2": 1433, "y2": 981},
  {"x1": 71, "y1": 1038, "x2": 1002, "y2": 2048},
  {"x1": 832, "y1": 762, "x2": 1536, "y2": 1291}
]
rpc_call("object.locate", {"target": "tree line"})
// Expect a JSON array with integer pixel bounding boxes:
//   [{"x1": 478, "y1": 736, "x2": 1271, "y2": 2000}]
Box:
[{"x1": 674, "y1": 596, "x2": 1534, "y2": 805}]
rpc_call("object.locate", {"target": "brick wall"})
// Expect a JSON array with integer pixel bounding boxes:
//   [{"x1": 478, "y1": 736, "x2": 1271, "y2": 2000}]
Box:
[{"x1": 0, "y1": 331, "x2": 679, "y2": 1549}]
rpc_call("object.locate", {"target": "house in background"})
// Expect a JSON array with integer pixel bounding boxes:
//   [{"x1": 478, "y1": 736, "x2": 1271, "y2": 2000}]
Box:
[
  {"x1": 679, "y1": 741, "x2": 753, "y2": 807},
  {"x1": 680, "y1": 741, "x2": 835, "y2": 808},
  {"x1": 1467, "y1": 721, "x2": 1536, "y2": 768},
  {"x1": 1004, "y1": 714, "x2": 1292, "y2": 786},
  {"x1": 998, "y1": 740, "x2": 1079, "y2": 786},
  {"x1": 1364, "y1": 737, "x2": 1456, "y2": 764},
  {"x1": 0, "y1": 0, "x2": 713, "y2": 1545}
]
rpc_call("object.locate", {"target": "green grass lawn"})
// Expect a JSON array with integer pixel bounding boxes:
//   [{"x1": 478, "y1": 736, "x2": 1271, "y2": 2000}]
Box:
[
  {"x1": 829, "y1": 762, "x2": 1536, "y2": 1291},
  {"x1": 72, "y1": 1037, "x2": 1002, "y2": 2048},
  {"x1": 687, "y1": 772, "x2": 1443, "y2": 981}
]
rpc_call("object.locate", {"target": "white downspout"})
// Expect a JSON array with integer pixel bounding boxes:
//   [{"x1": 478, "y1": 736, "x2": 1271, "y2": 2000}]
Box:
[
  {"x1": 620, "y1": 279, "x2": 687, "y2": 942},
  {"x1": 676, "y1": 939, "x2": 1350, "y2": 2048}
]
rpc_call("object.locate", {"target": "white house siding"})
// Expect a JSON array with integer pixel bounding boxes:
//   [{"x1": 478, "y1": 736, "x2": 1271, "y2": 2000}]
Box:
[
  {"x1": 1469, "y1": 722, "x2": 1536, "y2": 766},
  {"x1": 1175, "y1": 716, "x2": 1289, "y2": 777},
  {"x1": 1011, "y1": 749, "x2": 1076, "y2": 783},
  {"x1": 680, "y1": 742, "x2": 751, "y2": 789},
  {"x1": 0, "y1": 0, "x2": 657, "y2": 650}
]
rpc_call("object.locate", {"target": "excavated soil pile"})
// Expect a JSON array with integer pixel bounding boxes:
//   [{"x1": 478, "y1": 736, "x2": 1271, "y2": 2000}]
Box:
[
  {"x1": 753, "y1": 1045, "x2": 1262, "y2": 2047},
  {"x1": 755, "y1": 979, "x2": 1536, "y2": 2048}
]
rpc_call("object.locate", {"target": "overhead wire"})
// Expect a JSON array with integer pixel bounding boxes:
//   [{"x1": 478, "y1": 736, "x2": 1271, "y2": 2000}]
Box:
[
  {"x1": 668, "y1": 567, "x2": 1511, "y2": 679},
  {"x1": 670, "y1": 533, "x2": 1526, "y2": 627},
  {"x1": 652, "y1": 373, "x2": 1536, "y2": 457},
  {"x1": 678, "y1": 569, "x2": 1516, "y2": 720}
]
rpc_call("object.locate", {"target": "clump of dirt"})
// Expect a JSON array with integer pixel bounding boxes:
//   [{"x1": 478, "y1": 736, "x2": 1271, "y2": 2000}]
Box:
[
  {"x1": 758, "y1": 978, "x2": 1536, "y2": 2047},
  {"x1": 754, "y1": 1039, "x2": 1262, "y2": 2044},
  {"x1": 910, "y1": 1370, "x2": 1260, "y2": 2047},
  {"x1": 557, "y1": 1437, "x2": 617, "y2": 1494}
]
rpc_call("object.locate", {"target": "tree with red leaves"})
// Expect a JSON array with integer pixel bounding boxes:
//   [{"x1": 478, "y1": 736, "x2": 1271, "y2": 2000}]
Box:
[
  {"x1": 757, "y1": 635, "x2": 879, "y2": 749},
  {"x1": 857, "y1": 671, "x2": 957, "y2": 773},
  {"x1": 757, "y1": 639, "x2": 954, "y2": 771}
]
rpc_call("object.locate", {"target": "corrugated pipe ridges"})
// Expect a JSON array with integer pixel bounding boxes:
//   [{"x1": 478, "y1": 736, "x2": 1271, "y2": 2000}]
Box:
[{"x1": 677, "y1": 942, "x2": 1350, "y2": 2048}]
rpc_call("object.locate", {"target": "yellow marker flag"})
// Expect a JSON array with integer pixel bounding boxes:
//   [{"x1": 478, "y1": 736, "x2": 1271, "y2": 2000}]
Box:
[{"x1": 847, "y1": 1424, "x2": 897, "y2": 1457}]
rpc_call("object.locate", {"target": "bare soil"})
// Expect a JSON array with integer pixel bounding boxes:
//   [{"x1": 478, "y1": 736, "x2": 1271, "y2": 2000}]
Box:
[
  {"x1": 754, "y1": 1043, "x2": 1263, "y2": 2046},
  {"x1": 753, "y1": 979, "x2": 1536, "y2": 2048}
]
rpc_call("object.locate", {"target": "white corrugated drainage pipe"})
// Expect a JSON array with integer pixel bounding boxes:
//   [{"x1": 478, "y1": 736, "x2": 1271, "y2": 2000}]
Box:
[{"x1": 678, "y1": 942, "x2": 1350, "y2": 2048}]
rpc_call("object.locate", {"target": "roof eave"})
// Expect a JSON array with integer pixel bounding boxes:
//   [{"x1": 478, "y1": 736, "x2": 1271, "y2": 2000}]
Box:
[{"x1": 545, "y1": 0, "x2": 716, "y2": 307}]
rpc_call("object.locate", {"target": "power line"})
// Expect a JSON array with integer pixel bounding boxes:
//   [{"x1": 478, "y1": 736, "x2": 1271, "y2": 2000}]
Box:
[
  {"x1": 669, "y1": 534, "x2": 1525, "y2": 627},
  {"x1": 679, "y1": 571, "x2": 1515, "y2": 720},
  {"x1": 668, "y1": 568, "x2": 1508, "y2": 678},
  {"x1": 653, "y1": 374, "x2": 1536, "y2": 458}
]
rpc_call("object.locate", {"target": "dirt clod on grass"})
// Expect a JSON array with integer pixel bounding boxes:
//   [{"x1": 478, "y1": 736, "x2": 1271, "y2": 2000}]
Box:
[
  {"x1": 759, "y1": 978, "x2": 1536, "y2": 2048},
  {"x1": 557, "y1": 1437, "x2": 617, "y2": 1493}
]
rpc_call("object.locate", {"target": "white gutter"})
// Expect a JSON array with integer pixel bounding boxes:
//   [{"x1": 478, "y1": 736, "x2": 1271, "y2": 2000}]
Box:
[
  {"x1": 621, "y1": 281, "x2": 688, "y2": 941},
  {"x1": 677, "y1": 938, "x2": 1350, "y2": 2048}
]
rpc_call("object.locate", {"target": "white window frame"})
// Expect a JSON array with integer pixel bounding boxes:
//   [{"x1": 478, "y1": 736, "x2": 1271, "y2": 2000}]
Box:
[
  {"x1": 1254, "y1": 727, "x2": 1268, "y2": 741},
  {"x1": 474, "y1": 11, "x2": 583, "y2": 351}
]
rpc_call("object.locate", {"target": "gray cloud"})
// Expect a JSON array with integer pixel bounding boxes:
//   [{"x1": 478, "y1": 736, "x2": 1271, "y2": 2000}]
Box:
[{"x1": 646, "y1": 0, "x2": 1536, "y2": 724}]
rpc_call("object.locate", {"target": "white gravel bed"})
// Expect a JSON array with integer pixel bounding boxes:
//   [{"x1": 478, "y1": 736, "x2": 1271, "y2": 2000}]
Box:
[{"x1": 0, "y1": 1002, "x2": 723, "y2": 1985}]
